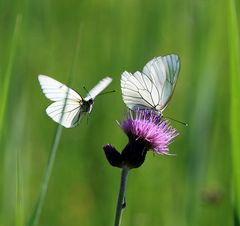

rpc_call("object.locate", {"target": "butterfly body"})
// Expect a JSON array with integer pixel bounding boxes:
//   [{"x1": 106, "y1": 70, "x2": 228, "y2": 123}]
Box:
[
  {"x1": 38, "y1": 75, "x2": 112, "y2": 128},
  {"x1": 81, "y1": 98, "x2": 94, "y2": 113},
  {"x1": 121, "y1": 54, "x2": 180, "y2": 113}
]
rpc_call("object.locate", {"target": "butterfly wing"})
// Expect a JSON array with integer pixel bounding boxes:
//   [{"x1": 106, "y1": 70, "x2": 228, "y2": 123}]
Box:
[
  {"x1": 46, "y1": 100, "x2": 84, "y2": 128},
  {"x1": 143, "y1": 54, "x2": 180, "y2": 111},
  {"x1": 84, "y1": 77, "x2": 112, "y2": 101},
  {"x1": 38, "y1": 75, "x2": 81, "y2": 102},
  {"x1": 38, "y1": 75, "x2": 83, "y2": 128},
  {"x1": 121, "y1": 71, "x2": 157, "y2": 110},
  {"x1": 121, "y1": 54, "x2": 180, "y2": 111}
]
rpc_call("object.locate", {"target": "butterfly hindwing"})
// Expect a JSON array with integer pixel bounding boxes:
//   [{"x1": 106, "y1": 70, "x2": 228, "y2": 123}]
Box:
[
  {"x1": 46, "y1": 100, "x2": 82, "y2": 128},
  {"x1": 121, "y1": 71, "x2": 157, "y2": 110}
]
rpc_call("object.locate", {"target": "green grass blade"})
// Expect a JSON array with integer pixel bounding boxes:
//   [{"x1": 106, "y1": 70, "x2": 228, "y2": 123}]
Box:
[
  {"x1": 16, "y1": 147, "x2": 23, "y2": 226},
  {"x1": 0, "y1": 15, "x2": 21, "y2": 138},
  {"x1": 228, "y1": 0, "x2": 240, "y2": 221},
  {"x1": 27, "y1": 125, "x2": 63, "y2": 226},
  {"x1": 27, "y1": 28, "x2": 82, "y2": 226},
  {"x1": 0, "y1": 13, "x2": 22, "y2": 226}
]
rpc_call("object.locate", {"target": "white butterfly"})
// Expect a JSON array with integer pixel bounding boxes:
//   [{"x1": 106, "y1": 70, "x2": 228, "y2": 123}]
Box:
[
  {"x1": 121, "y1": 54, "x2": 180, "y2": 113},
  {"x1": 38, "y1": 75, "x2": 112, "y2": 128}
]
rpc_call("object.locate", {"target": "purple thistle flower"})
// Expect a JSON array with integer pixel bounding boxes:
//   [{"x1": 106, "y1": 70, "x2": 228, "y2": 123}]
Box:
[{"x1": 103, "y1": 109, "x2": 178, "y2": 169}]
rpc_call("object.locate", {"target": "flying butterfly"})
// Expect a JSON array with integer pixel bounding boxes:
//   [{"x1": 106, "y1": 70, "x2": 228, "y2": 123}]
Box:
[
  {"x1": 121, "y1": 54, "x2": 180, "y2": 113},
  {"x1": 38, "y1": 75, "x2": 112, "y2": 128}
]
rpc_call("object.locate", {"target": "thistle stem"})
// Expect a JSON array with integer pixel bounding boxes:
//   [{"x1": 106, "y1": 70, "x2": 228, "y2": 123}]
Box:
[{"x1": 114, "y1": 168, "x2": 129, "y2": 226}]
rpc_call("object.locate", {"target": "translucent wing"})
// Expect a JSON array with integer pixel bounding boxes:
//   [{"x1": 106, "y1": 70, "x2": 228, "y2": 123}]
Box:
[
  {"x1": 38, "y1": 75, "x2": 82, "y2": 102},
  {"x1": 143, "y1": 54, "x2": 180, "y2": 110},
  {"x1": 84, "y1": 77, "x2": 112, "y2": 101},
  {"x1": 121, "y1": 54, "x2": 180, "y2": 112},
  {"x1": 46, "y1": 100, "x2": 83, "y2": 128}
]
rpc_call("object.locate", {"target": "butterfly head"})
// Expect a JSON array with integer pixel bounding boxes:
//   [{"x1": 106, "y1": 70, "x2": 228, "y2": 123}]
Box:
[{"x1": 88, "y1": 99, "x2": 94, "y2": 113}]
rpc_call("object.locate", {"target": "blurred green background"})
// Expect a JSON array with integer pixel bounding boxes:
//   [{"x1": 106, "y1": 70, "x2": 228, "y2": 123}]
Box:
[{"x1": 0, "y1": 0, "x2": 239, "y2": 226}]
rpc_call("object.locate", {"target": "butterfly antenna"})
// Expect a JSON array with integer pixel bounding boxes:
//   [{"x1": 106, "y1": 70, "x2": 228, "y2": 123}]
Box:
[
  {"x1": 165, "y1": 116, "x2": 188, "y2": 127},
  {"x1": 83, "y1": 86, "x2": 89, "y2": 94},
  {"x1": 98, "y1": 90, "x2": 116, "y2": 96}
]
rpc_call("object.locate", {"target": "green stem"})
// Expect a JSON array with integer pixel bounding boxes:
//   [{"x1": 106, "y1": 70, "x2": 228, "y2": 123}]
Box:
[
  {"x1": 27, "y1": 126, "x2": 63, "y2": 226},
  {"x1": 114, "y1": 168, "x2": 129, "y2": 226}
]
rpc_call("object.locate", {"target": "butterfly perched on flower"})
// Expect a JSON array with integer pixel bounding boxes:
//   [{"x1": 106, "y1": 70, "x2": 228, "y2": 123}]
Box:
[
  {"x1": 121, "y1": 54, "x2": 180, "y2": 113},
  {"x1": 38, "y1": 75, "x2": 112, "y2": 128}
]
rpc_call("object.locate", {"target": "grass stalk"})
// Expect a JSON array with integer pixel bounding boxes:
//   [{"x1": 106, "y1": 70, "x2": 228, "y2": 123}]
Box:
[
  {"x1": 16, "y1": 147, "x2": 23, "y2": 226},
  {"x1": 0, "y1": 15, "x2": 21, "y2": 139},
  {"x1": 228, "y1": 0, "x2": 240, "y2": 222},
  {"x1": 27, "y1": 124, "x2": 63, "y2": 226}
]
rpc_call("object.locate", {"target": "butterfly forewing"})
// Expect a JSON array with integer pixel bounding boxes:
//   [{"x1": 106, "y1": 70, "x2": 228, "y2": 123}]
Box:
[
  {"x1": 38, "y1": 75, "x2": 81, "y2": 102},
  {"x1": 159, "y1": 55, "x2": 180, "y2": 110},
  {"x1": 162, "y1": 54, "x2": 180, "y2": 85},
  {"x1": 121, "y1": 54, "x2": 180, "y2": 112},
  {"x1": 84, "y1": 77, "x2": 112, "y2": 101}
]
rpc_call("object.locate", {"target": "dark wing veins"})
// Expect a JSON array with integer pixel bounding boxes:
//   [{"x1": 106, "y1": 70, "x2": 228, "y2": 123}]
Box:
[
  {"x1": 142, "y1": 62, "x2": 161, "y2": 109},
  {"x1": 123, "y1": 76, "x2": 155, "y2": 108}
]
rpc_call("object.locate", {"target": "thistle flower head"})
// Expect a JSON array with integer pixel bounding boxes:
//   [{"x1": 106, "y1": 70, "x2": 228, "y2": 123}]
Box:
[
  {"x1": 121, "y1": 110, "x2": 178, "y2": 154},
  {"x1": 103, "y1": 109, "x2": 178, "y2": 169}
]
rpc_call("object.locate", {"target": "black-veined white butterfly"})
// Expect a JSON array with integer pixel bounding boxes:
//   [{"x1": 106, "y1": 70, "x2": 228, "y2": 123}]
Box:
[
  {"x1": 38, "y1": 75, "x2": 112, "y2": 128},
  {"x1": 121, "y1": 54, "x2": 180, "y2": 113}
]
